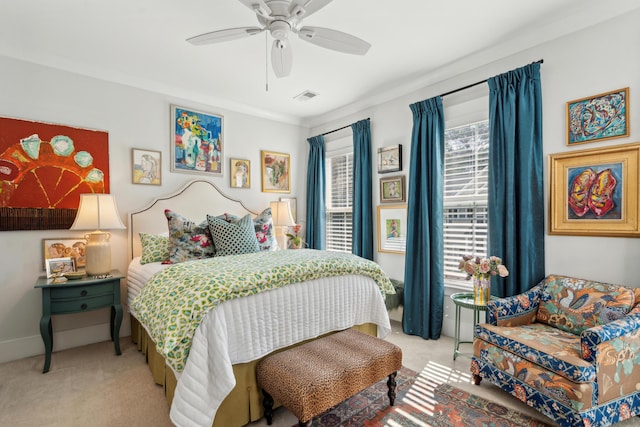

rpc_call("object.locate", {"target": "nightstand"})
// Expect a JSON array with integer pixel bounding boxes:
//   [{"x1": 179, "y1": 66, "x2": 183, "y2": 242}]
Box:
[{"x1": 34, "y1": 270, "x2": 124, "y2": 373}]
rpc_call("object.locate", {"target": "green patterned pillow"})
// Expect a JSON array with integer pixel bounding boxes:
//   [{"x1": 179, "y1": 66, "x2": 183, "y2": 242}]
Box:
[
  {"x1": 206, "y1": 214, "x2": 260, "y2": 256},
  {"x1": 139, "y1": 233, "x2": 171, "y2": 264}
]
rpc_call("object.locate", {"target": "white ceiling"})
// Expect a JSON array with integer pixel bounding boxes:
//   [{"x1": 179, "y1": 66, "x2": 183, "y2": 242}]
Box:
[{"x1": 2, "y1": 1, "x2": 639, "y2": 127}]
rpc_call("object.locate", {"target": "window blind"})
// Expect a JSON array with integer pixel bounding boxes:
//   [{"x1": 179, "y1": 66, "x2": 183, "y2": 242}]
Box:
[
  {"x1": 443, "y1": 120, "x2": 489, "y2": 287},
  {"x1": 326, "y1": 151, "x2": 353, "y2": 253}
]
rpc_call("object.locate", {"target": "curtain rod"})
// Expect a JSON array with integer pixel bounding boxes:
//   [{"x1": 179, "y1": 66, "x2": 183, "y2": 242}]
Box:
[
  {"x1": 439, "y1": 59, "x2": 544, "y2": 98},
  {"x1": 321, "y1": 117, "x2": 370, "y2": 137}
]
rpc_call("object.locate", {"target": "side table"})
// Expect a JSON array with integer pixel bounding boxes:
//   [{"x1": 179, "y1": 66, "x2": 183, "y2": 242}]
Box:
[
  {"x1": 450, "y1": 292, "x2": 495, "y2": 360},
  {"x1": 34, "y1": 270, "x2": 124, "y2": 373}
]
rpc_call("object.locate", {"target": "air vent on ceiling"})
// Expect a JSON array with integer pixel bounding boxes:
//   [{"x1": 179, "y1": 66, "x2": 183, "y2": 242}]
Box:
[{"x1": 294, "y1": 90, "x2": 319, "y2": 102}]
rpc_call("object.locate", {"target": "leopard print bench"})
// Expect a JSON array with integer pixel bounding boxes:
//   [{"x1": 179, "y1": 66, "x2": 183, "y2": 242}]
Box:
[{"x1": 256, "y1": 328, "x2": 403, "y2": 426}]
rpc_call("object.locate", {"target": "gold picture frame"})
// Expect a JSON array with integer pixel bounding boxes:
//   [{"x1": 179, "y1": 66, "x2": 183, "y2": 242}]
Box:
[
  {"x1": 261, "y1": 150, "x2": 290, "y2": 193},
  {"x1": 230, "y1": 158, "x2": 251, "y2": 189},
  {"x1": 380, "y1": 175, "x2": 405, "y2": 203},
  {"x1": 377, "y1": 204, "x2": 407, "y2": 253},
  {"x1": 549, "y1": 142, "x2": 640, "y2": 237},
  {"x1": 566, "y1": 87, "x2": 629, "y2": 145},
  {"x1": 132, "y1": 148, "x2": 161, "y2": 185}
]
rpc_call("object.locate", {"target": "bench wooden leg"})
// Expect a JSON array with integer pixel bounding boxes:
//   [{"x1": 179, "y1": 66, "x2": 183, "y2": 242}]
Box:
[
  {"x1": 298, "y1": 421, "x2": 312, "y2": 427},
  {"x1": 472, "y1": 374, "x2": 482, "y2": 385},
  {"x1": 262, "y1": 390, "x2": 274, "y2": 425},
  {"x1": 387, "y1": 371, "x2": 397, "y2": 406}
]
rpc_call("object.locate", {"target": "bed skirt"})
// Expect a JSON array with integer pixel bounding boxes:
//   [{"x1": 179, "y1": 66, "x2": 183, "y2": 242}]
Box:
[{"x1": 130, "y1": 314, "x2": 377, "y2": 427}]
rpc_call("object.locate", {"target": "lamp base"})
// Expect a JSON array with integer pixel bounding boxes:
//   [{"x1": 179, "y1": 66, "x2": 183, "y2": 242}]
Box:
[{"x1": 84, "y1": 231, "x2": 112, "y2": 275}]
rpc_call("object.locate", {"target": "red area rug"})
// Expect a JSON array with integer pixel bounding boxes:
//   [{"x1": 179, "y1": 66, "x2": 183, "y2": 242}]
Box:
[{"x1": 299, "y1": 367, "x2": 553, "y2": 427}]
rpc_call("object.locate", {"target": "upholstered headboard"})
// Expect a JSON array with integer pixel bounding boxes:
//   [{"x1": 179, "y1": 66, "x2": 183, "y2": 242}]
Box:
[{"x1": 128, "y1": 180, "x2": 259, "y2": 260}]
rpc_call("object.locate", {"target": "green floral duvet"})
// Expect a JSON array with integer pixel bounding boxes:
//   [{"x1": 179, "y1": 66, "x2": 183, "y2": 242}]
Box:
[{"x1": 131, "y1": 249, "x2": 395, "y2": 372}]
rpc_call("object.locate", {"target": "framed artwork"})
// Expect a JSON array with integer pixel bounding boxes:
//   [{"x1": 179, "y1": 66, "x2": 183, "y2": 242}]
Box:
[
  {"x1": 377, "y1": 204, "x2": 408, "y2": 254},
  {"x1": 230, "y1": 158, "x2": 251, "y2": 189},
  {"x1": 43, "y1": 237, "x2": 87, "y2": 270},
  {"x1": 261, "y1": 150, "x2": 290, "y2": 193},
  {"x1": 279, "y1": 197, "x2": 297, "y2": 222},
  {"x1": 378, "y1": 144, "x2": 402, "y2": 173},
  {"x1": 0, "y1": 116, "x2": 109, "y2": 231},
  {"x1": 380, "y1": 175, "x2": 405, "y2": 203},
  {"x1": 45, "y1": 257, "x2": 76, "y2": 278},
  {"x1": 170, "y1": 105, "x2": 224, "y2": 176},
  {"x1": 549, "y1": 142, "x2": 640, "y2": 237},
  {"x1": 567, "y1": 87, "x2": 629, "y2": 145},
  {"x1": 132, "y1": 148, "x2": 161, "y2": 185}
]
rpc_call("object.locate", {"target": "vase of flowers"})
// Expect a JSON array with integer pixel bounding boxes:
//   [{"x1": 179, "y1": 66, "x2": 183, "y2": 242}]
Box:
[
  {"x1": 458, "y1": 255, "x2": 509, "y2": 305},
  {"x1": 286, "y1": 224, "x2": 304, "y2": 249}
]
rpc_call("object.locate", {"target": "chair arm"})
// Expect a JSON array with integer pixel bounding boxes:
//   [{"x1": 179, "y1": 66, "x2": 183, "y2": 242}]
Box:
[
  {"x1": 580, "y1": 314, "x2": 640, "y2": 363},
  {"x1": 487, "y1": 284, "x2": 543, "y2": 326}
]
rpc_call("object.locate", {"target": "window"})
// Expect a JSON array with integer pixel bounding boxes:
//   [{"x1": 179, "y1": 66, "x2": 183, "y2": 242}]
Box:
[
  {"x1": 443, "y1": 120, "x2": 489, "y2": 287},
  {"x1": 325, "y1": 142, "x2": 353, "y2": 253}
]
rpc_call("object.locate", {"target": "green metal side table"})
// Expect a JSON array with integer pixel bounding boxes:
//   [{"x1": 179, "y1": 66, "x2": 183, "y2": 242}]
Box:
[
  {"x1": 450, "y1": 292, "x2": 496, "y2": 360},
  {"x1": 34, "y1": 270, "x2": 124, "y2": 373}
]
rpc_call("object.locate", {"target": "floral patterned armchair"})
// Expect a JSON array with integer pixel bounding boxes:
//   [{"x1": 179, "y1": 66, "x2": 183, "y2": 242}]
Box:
[{"x1": 471, "y1": 274, "x2": 640, "y2": 427}]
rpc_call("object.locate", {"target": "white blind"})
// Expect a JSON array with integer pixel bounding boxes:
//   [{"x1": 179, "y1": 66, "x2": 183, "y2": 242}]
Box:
[
  {"x1": 326, "y1": 151, "x2": 353, "y2": 253},
  {"x1": 443, "y1": 120, "x2": 489, "y2": 287}
]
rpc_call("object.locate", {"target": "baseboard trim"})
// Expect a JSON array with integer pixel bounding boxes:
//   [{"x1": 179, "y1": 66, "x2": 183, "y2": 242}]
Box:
[{"x1": 0, "y1": 316, "x2": 131, "y2": 364}]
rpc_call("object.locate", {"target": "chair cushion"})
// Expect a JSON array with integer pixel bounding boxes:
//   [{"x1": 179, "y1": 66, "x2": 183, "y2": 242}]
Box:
[
  {"x1": 475, "y1": 322, "x2": 595, "y2": 383},
  {"x1": 536, "y1": 275, "x2": 635, "y2": 335}
]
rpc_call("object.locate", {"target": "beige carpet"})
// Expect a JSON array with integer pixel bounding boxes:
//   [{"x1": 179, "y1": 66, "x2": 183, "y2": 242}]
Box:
[{"x1": 1, "y1": 321, "x2": 639, "y2": 427}]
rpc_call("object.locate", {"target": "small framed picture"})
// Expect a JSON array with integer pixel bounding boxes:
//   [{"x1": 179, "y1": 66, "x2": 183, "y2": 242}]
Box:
[
  {"x1": 45, "y1": 257, "x2": 76, "y2": 278},
  {"x1": 377, "y1": 204, "x2": 408, "y2": 254},
  {"x1": 132, "y1": 148, "x2": 161, "y2": 185},
  {"x1": 380, "y1": 175, "x2": 405, "y2": 203},
  {"x1": 378, "y1": 144, "x2": 402, "y2": 173},
  {"x1": 43, "y1": 238, "x2": 87, "y2": 270},
  {"x1": 261, "y1": 150, "x2": 291, "y2": 193},
  {"x1": 230, "y1": 158, "x2": 251, "y2": 189},
  {"x1": 567, "y1": 87, "x2": 629, "y2": 145}
]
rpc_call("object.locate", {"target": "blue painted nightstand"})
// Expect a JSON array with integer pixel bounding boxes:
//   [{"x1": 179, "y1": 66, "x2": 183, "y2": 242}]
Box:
[{"x1": 34, "y1": 270, "x2": 124, "y2": 373}]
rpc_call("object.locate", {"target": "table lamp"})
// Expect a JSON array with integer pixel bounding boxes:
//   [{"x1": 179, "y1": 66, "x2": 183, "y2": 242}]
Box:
[
  {"x1": 269, "y1": 201, "x2": 296, "y2": 250},
  {"x1": 70, "y1": 194, "x2": 126, "y2": 275}
]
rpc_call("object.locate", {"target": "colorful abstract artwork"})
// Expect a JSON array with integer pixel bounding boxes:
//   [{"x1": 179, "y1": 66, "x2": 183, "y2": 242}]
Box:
[
  {"x1": 567, "y1": 163, "x2": 621, "y2": 219},
  {"x1": 0, "y1": 116, "x2": 109, "y2": 231},
  {"x1": 171, "y1": 105, "x2": 223, "y2": 176},
  {"x1": 567, "y1": 88, "x2": 629, "y2": 145},
  {"x1": 260, "y1": 150, "x2": 290, "y2": 193},
  {"x1": 549, "y1": 143, "x2": 640, "y2": 237}
]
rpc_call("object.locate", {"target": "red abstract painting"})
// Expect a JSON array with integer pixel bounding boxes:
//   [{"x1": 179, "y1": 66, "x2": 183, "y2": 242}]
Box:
[{"x1": 0, "y1": 116, "x2": 109, "y2": 230}]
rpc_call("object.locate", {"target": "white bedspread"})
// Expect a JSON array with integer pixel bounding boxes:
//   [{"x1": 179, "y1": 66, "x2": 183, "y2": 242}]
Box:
[{"x1": 127, "y1": 257, "x2": 392, "y2": 427}]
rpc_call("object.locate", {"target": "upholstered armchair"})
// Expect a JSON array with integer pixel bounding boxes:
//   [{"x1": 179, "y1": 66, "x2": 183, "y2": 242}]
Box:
[{"x1": 471, "y1": 274, "x2": 640, "y2": 427}]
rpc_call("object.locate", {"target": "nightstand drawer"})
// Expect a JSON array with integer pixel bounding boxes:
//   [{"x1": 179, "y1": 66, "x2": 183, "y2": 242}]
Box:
[
  {"x1": 51, "y1": 294, "x2": 114, "y2": 314},
  {"x1": 50, "y1": 282, "x2": 114, "y2": 300}
]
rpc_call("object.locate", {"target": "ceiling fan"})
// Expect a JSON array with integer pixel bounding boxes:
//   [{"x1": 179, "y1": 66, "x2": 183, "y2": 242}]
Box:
[{"x1": 187, "y1": 0, "x2": 371, "y2": 78}]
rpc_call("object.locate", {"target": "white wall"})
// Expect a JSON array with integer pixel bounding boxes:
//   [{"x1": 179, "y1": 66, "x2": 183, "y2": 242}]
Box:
[
  {"x1": 311, "y1": 10, "x2": 640, "y2": 340},
  {"x1": 0, "y1": 55, "x2": 308, "y2": 363}
]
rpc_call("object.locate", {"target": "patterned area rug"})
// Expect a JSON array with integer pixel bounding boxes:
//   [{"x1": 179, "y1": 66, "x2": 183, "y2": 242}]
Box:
[{"x1": 299, "y1": 367, "x2": 553, "y2": 427}]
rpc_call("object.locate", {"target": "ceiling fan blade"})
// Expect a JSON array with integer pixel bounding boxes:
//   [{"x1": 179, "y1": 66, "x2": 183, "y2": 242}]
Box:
[
  {"x1": 289, "y1": 0, "x2": 333, "y2": 19},
  {"x1": 187, "y1": 27, "x2": 264, "y2": 45},
  {"x1": 298, "y1": 26, "x2": 371, "y2": 55},
  {"x1": 271, "y1": 39, "x2": 292, "y2": 78},
  {"x1": 236, "y1": 0, "x2": 272, "y2": 17}
]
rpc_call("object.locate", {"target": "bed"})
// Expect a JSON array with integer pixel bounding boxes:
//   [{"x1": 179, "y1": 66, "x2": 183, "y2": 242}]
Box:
[{"x1": 126, "y1": 180, "x2": 395, "y2": 427}]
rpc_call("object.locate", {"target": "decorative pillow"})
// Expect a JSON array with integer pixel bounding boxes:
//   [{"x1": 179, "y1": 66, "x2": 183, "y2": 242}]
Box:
[
  {"x1": 536, "y1": 275, "x2": 635, "y2": 335},
  {"x1": 165, "y1": 209, "x2": 215, "y2": 263},
  {"x1": 206, "y1": 214, "x2": 260, "y2": 256},
  {"x1": 222, "y1": 208, "x2": 279, "y2": 251},
  {"x1": 139, "y1": 232, "x2": 171, "y2": 264}
]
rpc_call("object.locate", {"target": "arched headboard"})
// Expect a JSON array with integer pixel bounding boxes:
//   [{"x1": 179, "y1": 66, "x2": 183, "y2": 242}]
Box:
[{"x1": 128, "y1": 180, "x2": 259, "y2": 260}]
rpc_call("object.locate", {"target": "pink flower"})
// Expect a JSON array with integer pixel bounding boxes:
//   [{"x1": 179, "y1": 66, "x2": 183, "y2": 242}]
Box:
[
  {"x1": 497, "y1": 264, "x2": 509, "y2": 277},
  {"x1": 479, "y1": 259, "x2": 491, "y2": 274},
  {"x1": 256, "y1": 231, "x2": 267, "y2": 243}
]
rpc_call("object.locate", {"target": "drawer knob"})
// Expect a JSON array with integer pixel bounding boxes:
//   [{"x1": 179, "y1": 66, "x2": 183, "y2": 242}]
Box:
[
  {"x1": 81, "y1": 303, "x2": 88, "y2": 310},
  {"x1": 81, "y1": 290, "x2": 88, "y2": 296}
]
